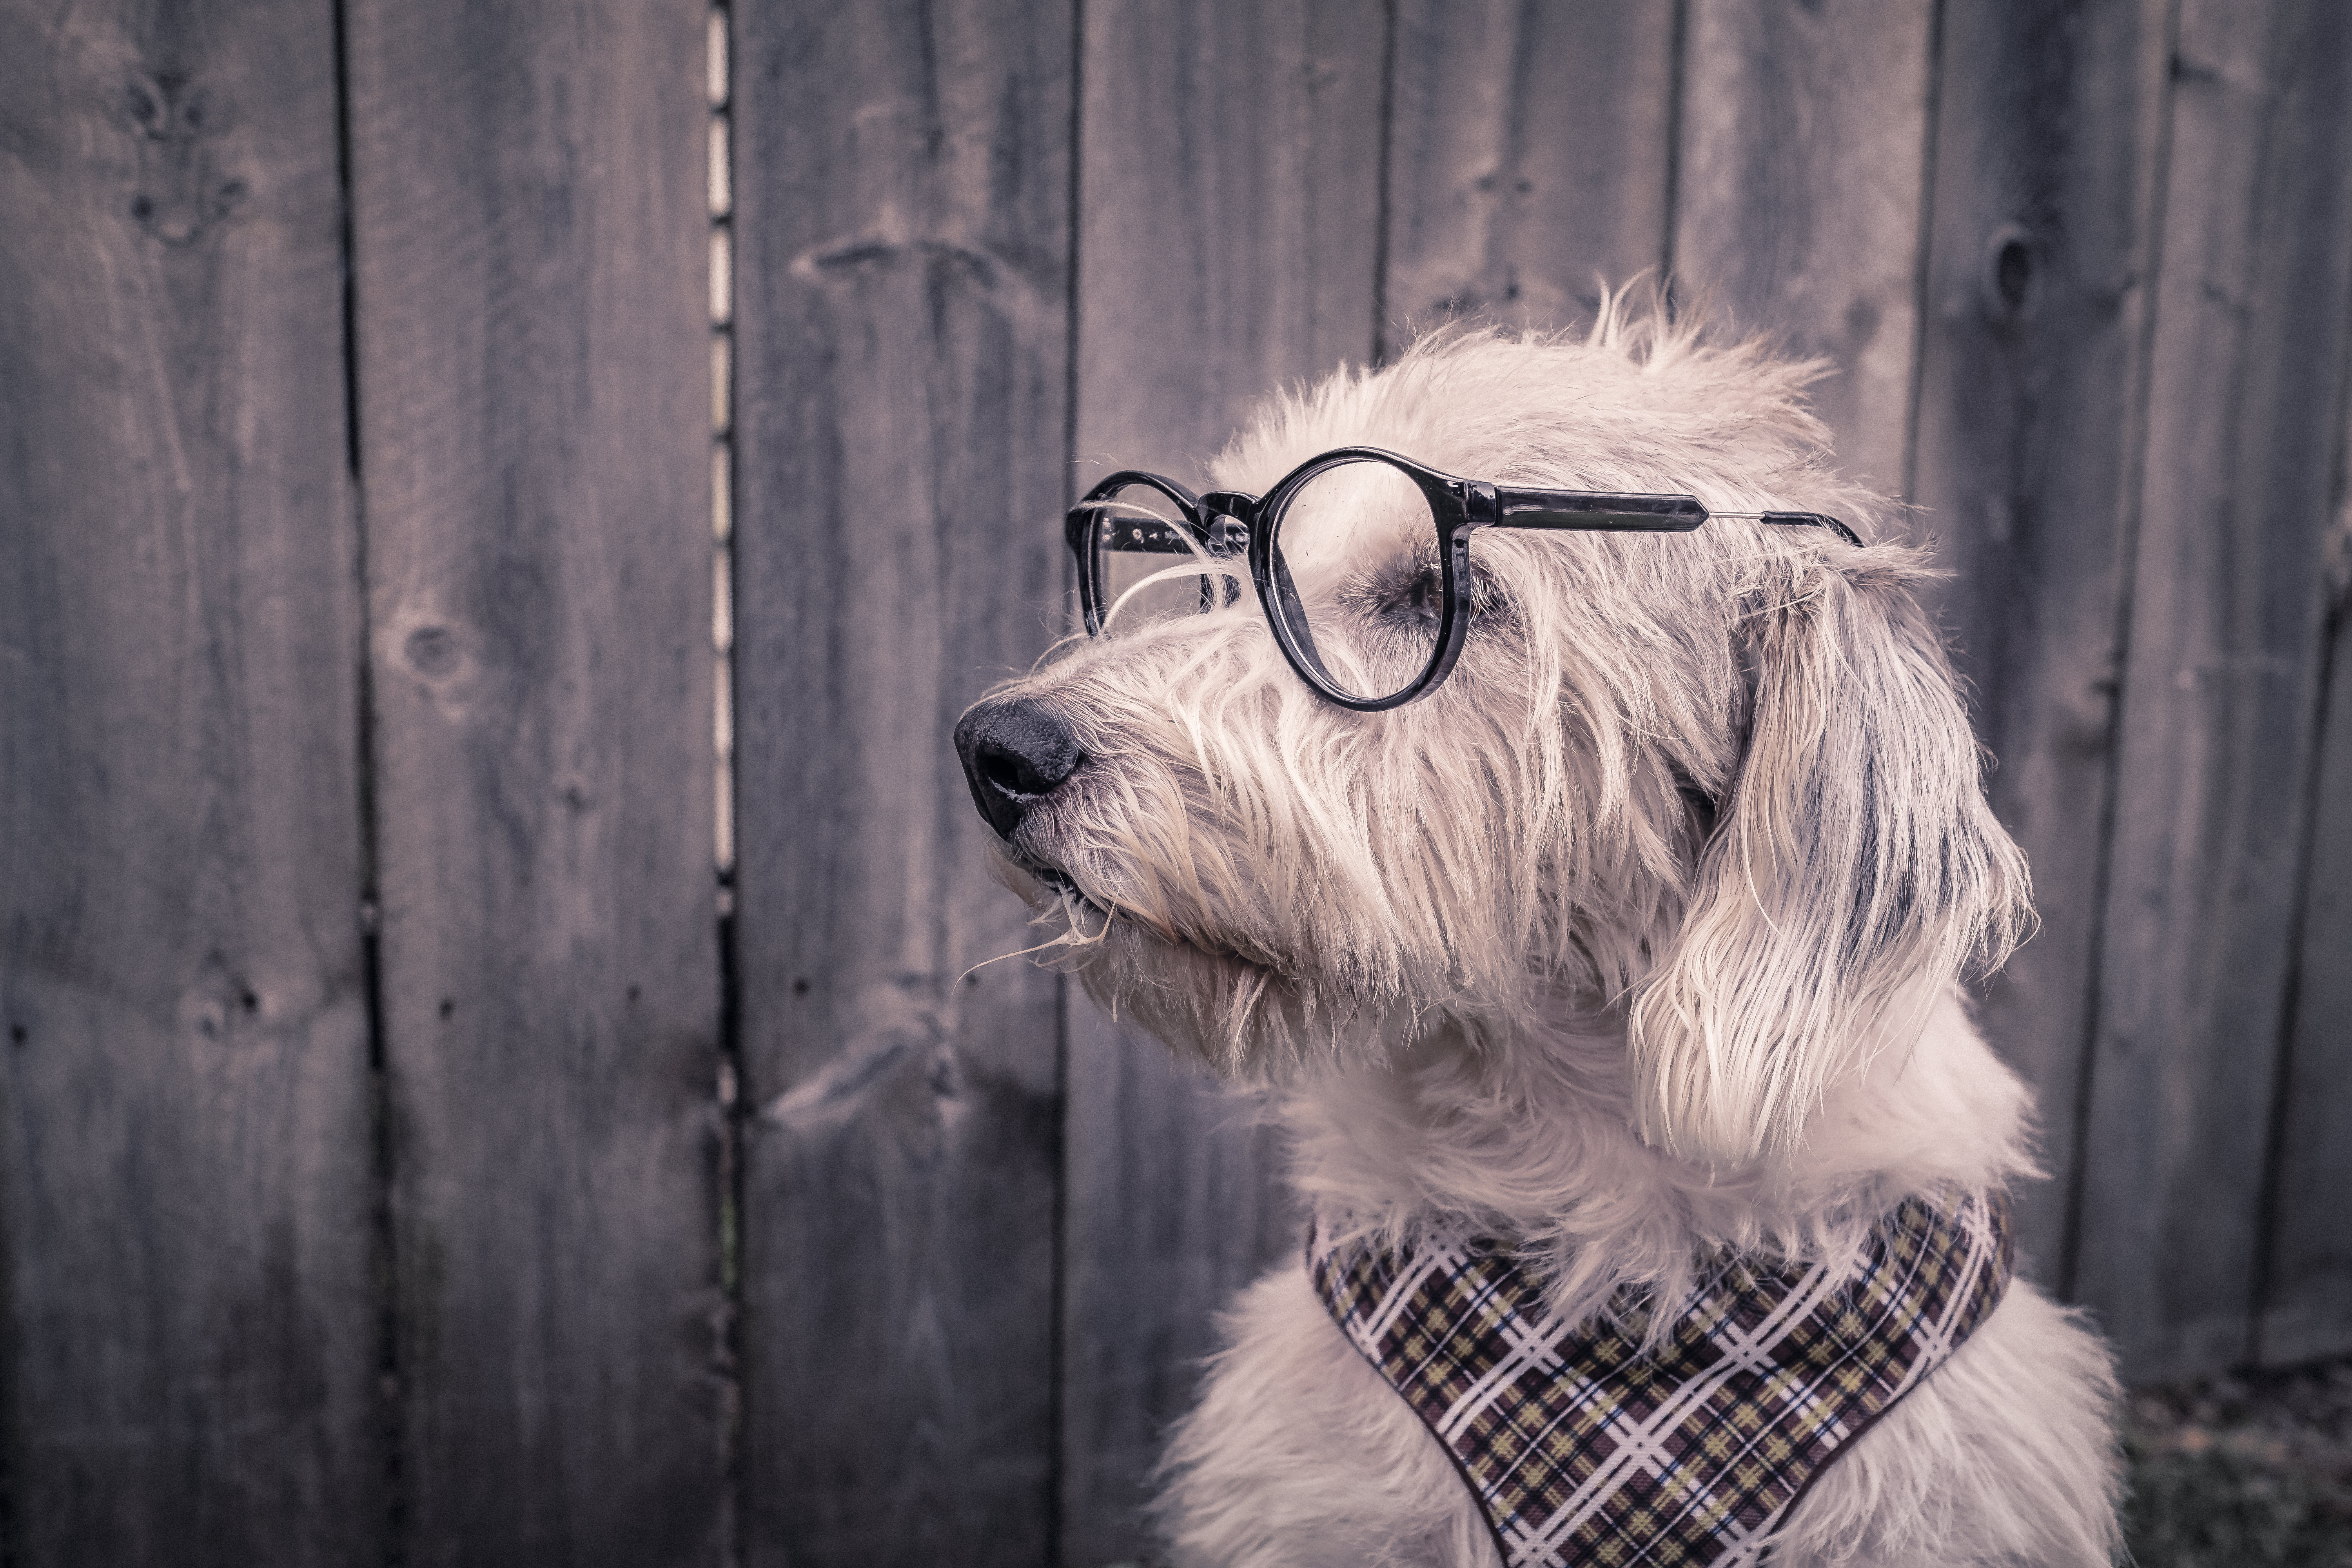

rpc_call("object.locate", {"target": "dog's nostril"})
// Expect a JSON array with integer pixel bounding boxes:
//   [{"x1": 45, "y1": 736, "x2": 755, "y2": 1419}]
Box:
[
  {"x1": 954, "y1": 698, "x2": 1085, "y2": 840},
  {"x1": 976, "y1": 743, "x2": 1061, "y2": 800}
]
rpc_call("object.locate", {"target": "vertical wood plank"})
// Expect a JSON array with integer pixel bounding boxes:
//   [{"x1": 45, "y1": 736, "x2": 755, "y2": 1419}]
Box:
[
  {"x1": 2263, "y1": 533, "x2": 2352, "y2": 1365},
  {"x1": 1074, "y1": 0, "x2": 1387, "y2": 475},
  {"x1": 2074, "y1": 0, "x2": 2352, "y2": 1381},
  {"x1": 344, "y1": 2, "x2": 726, "y2": 1560},
  {"x1": 1675, "y1": 0, "x2": 1937, "y2": 497},
  {"x1": 1907, "y1": 0, "x2": 2174, "y2": 1280},
  {"x1": 1061, "y1": 4, "x2": 1386, "y2": 1557},
  {"x1": 1382, "y1": 0, "x2": 1679, "y2": 338},
  {"x1": 729, "y1": 2, "x2": 1072, "y2": 1561},
  {"x1": 0, "y1": 1, "x2": 381, "y2": 1561},
  {"x1": 1060, "y1": 1010, "x2": 1299, "y2": 1567}
]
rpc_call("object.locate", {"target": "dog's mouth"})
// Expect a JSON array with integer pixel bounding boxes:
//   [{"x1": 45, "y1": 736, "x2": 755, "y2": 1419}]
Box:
[
  {"x1": 1006, "y1": 852, "x2": 1115, "y2": 922},
  {"x1": 1032, "y1": 861, "x2": 1096, "y2": 907},
  {"x1": 1006, "y1": 850, "x2": 1292, "y2": 975},
  {"x1": 996, "y1": 846, "x2": 1424, "y2": 1076}
]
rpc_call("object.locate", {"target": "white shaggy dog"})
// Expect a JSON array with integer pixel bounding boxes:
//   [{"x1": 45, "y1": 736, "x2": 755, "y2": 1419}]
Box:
[{"x1": 955, "y1": 306, "x2": 2121, "y2": 1566}]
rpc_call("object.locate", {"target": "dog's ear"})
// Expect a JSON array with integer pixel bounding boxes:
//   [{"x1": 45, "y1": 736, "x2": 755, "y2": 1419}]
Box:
[{"x1": 1626, "y1": 554, "x2": 2031, "y2": 1167}]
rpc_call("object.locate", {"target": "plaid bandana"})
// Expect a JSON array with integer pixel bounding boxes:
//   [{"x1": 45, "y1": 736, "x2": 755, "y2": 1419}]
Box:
[{"x1": 1308, "y1": 1190, "x2": 2012, "y2": 1568}]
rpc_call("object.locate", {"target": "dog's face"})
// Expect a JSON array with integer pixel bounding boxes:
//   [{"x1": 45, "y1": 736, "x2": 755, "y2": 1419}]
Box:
[{"x1": 959, "y1": 316, "x2": 2031, "y2": 1168}]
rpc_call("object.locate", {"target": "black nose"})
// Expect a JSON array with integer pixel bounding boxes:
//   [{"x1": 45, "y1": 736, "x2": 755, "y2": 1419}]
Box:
[{"x1": 955, "y1": 698, "x2": 1085, "y2": 840}]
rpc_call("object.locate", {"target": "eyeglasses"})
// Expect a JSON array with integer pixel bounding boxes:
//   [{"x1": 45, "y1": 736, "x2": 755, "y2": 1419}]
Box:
[{"x1": 1066, "y1": 446, "x2": 1858, "y2": 711}]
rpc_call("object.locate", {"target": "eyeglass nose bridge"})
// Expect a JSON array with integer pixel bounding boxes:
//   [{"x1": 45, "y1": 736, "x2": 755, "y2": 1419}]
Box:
[{"x1": 1192, "y1": 493, "x2": 1258, "y2": 559}]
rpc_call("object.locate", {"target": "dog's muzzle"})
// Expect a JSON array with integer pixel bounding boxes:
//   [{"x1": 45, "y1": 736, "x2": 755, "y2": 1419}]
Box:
[{"x1": 954, "y1": 697, "x2": 1085, "y2": 840}]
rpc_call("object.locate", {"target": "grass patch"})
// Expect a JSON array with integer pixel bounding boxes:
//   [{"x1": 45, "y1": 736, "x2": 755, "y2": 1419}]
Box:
[{"x1": 2123, "y1": 1360, "x2": 2352, "y2": 1567}]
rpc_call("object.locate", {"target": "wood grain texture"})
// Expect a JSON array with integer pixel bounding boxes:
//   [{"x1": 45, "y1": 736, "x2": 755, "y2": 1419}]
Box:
[
  {"x1": 1906, "y1": 0, "x2": 2174, "y2": 1282},
  {"x1": 344, "y1": 2, "x2": 726, "y2": 1560},
  {"x1": 0, "y1": 1, "x2": 381, "y2": 1561},
  {"x1": 1074, "y1": 0, "x2": 1387, "y2": 477},
  {"x1": 1060, "y1": 1011, "x2": 1297, "y2": 1567},
  {"x1": 2073, "y1": 0, "x2": 2352, "y2": 1381},
  {"x1": 728, "y1": 2, "x2": 1071, "y2": 1561},
  {"x1": 1675, "y1": 0, "x2": 1936, "y2": 498},
  {"x1": 1061, "y1": 4, "x2": 1385, "y2": 1557},
  {"x1": 2261, "y1": 543, "x2": 2352, "y2": 1367},
  {"x1": 1381, "y1": 0, "x2": 1678, "y2": 339}
]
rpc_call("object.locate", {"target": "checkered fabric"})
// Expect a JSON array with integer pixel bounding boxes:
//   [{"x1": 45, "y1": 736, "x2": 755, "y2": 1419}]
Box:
[{"x1": 1308, "y1": 1191, "x2": 2012, "y2": 1568}]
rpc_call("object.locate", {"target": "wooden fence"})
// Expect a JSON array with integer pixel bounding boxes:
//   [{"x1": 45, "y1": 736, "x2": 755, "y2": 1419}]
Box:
[{"x1": 3, "y1": 0, "x2": 2348, "y2": 1563}]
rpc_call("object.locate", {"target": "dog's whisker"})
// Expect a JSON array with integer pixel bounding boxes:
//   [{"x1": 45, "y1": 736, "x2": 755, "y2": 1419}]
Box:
[{"x1": 955, "y1": 935, "x2": 1079, "y2": 985}]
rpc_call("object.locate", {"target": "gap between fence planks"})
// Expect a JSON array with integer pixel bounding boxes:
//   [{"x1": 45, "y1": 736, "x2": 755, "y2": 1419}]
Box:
[{"x1": 0, "y1": 3, "x2": 381, "y2": 1563}]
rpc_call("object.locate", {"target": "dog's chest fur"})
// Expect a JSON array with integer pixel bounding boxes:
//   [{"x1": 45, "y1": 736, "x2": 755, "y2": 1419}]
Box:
[{"x1": 1149, "y1": 1002, "x2": 2120, "y2": 1567}]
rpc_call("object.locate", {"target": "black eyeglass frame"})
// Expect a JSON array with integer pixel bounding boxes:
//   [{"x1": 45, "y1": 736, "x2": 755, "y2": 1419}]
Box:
[{"x1": 1065, "y1": 446, "x2": 1859, "y2": 713}]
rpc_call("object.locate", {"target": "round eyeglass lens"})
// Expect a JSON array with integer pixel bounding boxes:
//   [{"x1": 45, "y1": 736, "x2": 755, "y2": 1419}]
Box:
[
  {"x1": 1083, "y1": 480, "x2": 1244, "y2": 632},
  {"x1": 1265, "y1": 457, "x2": 1446, "y2": 702}
]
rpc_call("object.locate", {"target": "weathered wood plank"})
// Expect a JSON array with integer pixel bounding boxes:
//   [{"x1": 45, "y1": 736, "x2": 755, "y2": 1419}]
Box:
[
  {"x1": 2260, "y1": 537, "x2": 2352, "y2": 1367},
  {"x1": 2073, "y1": 0, "x2": 2352, "y2": 1381},
  {"x1": 0, "y1": 1, "x2": 381, "y2": 1561},
  {"x1": 1906, "y1": 0, "x2": 2174, "y2": 1283},
  {"x1": 1060, "y1": 1011, "x2": 1298, "y2": 1568},
  {"x1": 1675, "y1": 0, "x2": 1937, "y2": 497},
  {"x1": 1061, "y1": 4, "x2": 1386, "y2": 1557},
  {"x1": 729, "y1": 2, "x2": 1071, "y2": 1561},
  {"x1": 1074, "y1": 0, "x2": 1387, "y2": 470},
  {"x1": 1382, "y1": 0, "x2": 1679, "y2": 338},
  {"x1": 343, "y1": 2, "x2": 726, "y2": 1560}
]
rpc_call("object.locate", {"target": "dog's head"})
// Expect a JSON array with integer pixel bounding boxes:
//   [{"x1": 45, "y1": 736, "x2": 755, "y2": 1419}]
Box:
[{"x1": 956, "y1": 310, "x2": 2030, "y2": 1169}]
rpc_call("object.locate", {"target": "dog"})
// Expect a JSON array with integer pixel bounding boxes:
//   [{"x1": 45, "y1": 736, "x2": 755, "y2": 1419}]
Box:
[{"x1": 954, "y1": 302, "x2": 2122, "y2": 1566}]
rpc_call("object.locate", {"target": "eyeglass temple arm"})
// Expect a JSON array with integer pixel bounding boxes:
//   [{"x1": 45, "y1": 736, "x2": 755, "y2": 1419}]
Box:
[
  {"x1": 1069, "y1": 500, "x2": 1254, "y2": 565},
  {"x1": 1067, "y1": 470, "x2": 1212, "y2": 552},
  {"x1": 1748, "y1": 511, "x2": 1863, "y2": 546},
  {"x1": 1488, "y1": 486, "x2": 1706, "y2": 532},
  {"x1": 1068, "y1": 513, "x2": 1217, "y2": 554},
  {"x1": 1487, "y1": 485, "x2": 1859, "y2": 546}
]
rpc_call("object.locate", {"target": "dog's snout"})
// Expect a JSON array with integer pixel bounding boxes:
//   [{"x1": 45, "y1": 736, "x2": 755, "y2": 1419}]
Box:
[{"x1": 955, "y1": 698, "x2": 1085, "y2": 840}]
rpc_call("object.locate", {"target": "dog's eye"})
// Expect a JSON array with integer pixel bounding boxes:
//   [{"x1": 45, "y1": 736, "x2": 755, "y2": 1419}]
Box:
[
  {"x1": 1363, "y1": 560, "x2": 1446, "y2": 630},
  {"x1": 1349, "y1": 557, "x2": 1501, "y2": 632}
]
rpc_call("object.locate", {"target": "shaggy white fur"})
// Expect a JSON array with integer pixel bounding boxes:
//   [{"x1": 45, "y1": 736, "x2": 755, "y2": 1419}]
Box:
[{"x1": 964, "y1": 301, "x2": 2122, "y2": 1566}]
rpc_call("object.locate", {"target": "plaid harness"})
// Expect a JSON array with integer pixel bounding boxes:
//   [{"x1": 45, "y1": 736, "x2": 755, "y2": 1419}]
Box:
[{"x1": 1308, "y1": 1191, "x2": 2012, "y2": 1568}]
